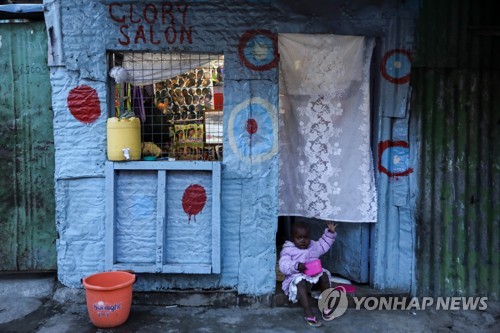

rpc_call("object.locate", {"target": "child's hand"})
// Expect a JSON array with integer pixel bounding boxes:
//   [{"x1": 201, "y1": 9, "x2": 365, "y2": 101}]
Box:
[
  {"x1": 297, "y1": 263, "x2": 306, "y2": 273},
  {"x1": 327, "y1": 221, "x2": 337, "y2": 233}
]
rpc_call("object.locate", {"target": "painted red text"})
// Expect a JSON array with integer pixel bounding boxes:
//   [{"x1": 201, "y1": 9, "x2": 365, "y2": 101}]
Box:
[{"x1": 109, "y1": 2, "x2": 192, "y2": 46}]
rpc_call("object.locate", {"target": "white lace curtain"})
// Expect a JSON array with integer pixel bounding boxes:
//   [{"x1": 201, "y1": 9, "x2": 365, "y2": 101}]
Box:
[{"x1": 278, "y1": 34, "x2": 377, "y2": 222}]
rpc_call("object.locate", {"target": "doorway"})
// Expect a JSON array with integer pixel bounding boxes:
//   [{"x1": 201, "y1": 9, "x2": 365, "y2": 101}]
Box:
[
  {"x1": 276, "y1": 217, "x2": 370, "y2": 284},
  {"x1": 276, "y1": 33, "x2": 377, "y2": 287}
]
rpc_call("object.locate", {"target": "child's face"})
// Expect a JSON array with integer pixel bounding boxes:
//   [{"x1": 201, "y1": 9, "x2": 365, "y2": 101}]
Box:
[{"x1": 292, "y1": 227, "x2": 310, "y2": 249}]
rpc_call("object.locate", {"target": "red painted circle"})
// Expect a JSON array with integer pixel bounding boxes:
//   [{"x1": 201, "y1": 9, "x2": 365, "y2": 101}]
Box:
[
  {"x1": 182, "y1": 184, "x2": 207, "y2": 220},
  {"x1": 377, "y1": 140, "x2": 414, "y2": 177},
  {"x1": 67, "y1": 85, "x2": 101, "y2": 124},
  {"x1": 380, "y1": 49, "x2": 413, "y2": 85},
  {"x1": 238, "y1": 30, "x2": 278, "y2": 71},
  {"x1": 246, "y1": 118, "x2": 258, "y2": 135}
]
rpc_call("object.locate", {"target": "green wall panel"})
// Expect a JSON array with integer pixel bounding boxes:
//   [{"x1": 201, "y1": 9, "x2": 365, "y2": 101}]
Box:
[
  {"x1": 412, "y1": 0, "x2": 499, "y2": 298},
  {"x1": 0, "y1": 21, "x2": 56, "y2": 271}
]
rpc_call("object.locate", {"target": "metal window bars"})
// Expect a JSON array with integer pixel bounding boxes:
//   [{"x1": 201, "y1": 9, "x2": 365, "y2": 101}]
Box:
[{"x1": 109, "y1": 52, "x2": 224, "y2": 161}]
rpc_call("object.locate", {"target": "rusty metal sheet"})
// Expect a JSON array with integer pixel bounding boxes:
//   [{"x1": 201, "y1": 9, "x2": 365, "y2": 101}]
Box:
[
  {"x1": 412, "y1": 0, "x2": 499, "y2": 299},
  {"x1": 413, "y1": 68, "x2": 499, "y2": 297},
  {"x1": 0, "y1": 21, "x2": 56, "y2": 271}
]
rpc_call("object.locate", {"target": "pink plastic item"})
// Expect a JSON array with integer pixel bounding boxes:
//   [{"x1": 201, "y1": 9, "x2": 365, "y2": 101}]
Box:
[
  {"x1": 336, "y1": 283, "x2": 356, "y2": 294},
  {"x1": 304, "y1": 259, "x2": 322, "y2": 276}
]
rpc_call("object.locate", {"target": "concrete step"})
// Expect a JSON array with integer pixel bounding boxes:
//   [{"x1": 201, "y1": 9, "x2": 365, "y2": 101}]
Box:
[
  {"x1": 56, "y1": 283, "x2": 407, "y2": 309},
  {"x1": 0, "y1": 273, "x2": 408, "y2": 309},
  {"x1": 0, "y1": 272, "x2": 56, "y2": 298}
]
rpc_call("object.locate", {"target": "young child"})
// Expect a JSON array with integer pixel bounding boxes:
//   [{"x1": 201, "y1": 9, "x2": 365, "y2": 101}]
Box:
[{"x1": 279, "y1": 221, "x2": 337, "y2": 327}]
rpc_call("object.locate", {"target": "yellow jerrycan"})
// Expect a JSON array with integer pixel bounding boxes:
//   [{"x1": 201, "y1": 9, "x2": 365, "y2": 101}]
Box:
[{"x1": 107, "y1": 117, "x2": 141, "y2": 161}]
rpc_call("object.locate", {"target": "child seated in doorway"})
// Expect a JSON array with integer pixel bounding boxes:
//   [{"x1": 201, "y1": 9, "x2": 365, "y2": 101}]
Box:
[{"x1": 279, "y1": 221, "x2": 337, "y2": 327}]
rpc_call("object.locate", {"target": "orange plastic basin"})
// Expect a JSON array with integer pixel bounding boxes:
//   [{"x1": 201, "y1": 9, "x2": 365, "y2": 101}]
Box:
[{"x1": 82, "y1": 271, "x2": 135, "y2": 328}]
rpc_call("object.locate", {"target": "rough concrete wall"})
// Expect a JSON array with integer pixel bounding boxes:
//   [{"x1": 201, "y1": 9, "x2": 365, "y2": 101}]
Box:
[{"x1": 46, "y1": 0, "x2": 419, "y2": 295}]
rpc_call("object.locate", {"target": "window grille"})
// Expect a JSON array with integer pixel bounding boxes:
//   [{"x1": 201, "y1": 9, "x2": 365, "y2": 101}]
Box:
[{"x1": 109, "y1": 52, "x2": 224, "y2": 161}]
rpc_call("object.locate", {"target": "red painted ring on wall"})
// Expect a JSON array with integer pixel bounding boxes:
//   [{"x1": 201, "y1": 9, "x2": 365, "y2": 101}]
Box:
[
  {"x1": 380, "y1": 49, "x2": 412, "y2": 84},
  {"x1": 238, "y1": 29, "x2": 279, "y2": 71}
]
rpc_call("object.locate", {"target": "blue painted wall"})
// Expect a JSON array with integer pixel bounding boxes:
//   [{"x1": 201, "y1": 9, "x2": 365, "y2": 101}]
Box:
[{"x1": 45, "y1": 0, "x2": 419, "y2": 295}]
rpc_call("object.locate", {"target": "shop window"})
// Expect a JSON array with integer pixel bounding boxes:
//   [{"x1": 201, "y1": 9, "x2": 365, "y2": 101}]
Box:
[
  {"x1": 105, "y1": 52, "x2": 223, "y2": 274},
  {"x1": 108, "y1": 52, "x2": 224, "y2": 161}
]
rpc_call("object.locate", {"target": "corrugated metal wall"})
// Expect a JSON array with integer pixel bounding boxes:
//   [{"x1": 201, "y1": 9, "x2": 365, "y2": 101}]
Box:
[
  {"x1": 412, "y1": 0, "x2": 499, "y2": 298},
  {"x1": 0, "y1": 21, "x2": 56, "y2": 271}
]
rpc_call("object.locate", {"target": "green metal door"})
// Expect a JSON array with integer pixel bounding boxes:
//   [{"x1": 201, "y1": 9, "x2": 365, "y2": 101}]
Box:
[{"x1": 0, "y1": 21, "x2": 56, "y2": 271}]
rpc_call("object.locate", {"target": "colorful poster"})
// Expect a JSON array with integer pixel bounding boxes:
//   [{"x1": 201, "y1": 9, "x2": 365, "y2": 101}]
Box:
[{"x1": 174, "y1": 123, "x2": 205, "y2": 160}]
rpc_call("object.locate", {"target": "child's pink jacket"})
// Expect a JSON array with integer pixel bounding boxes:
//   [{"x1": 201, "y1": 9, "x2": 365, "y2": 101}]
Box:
[{"x1": 279, "y1": 229, "x2": 337, "y2": 295}]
